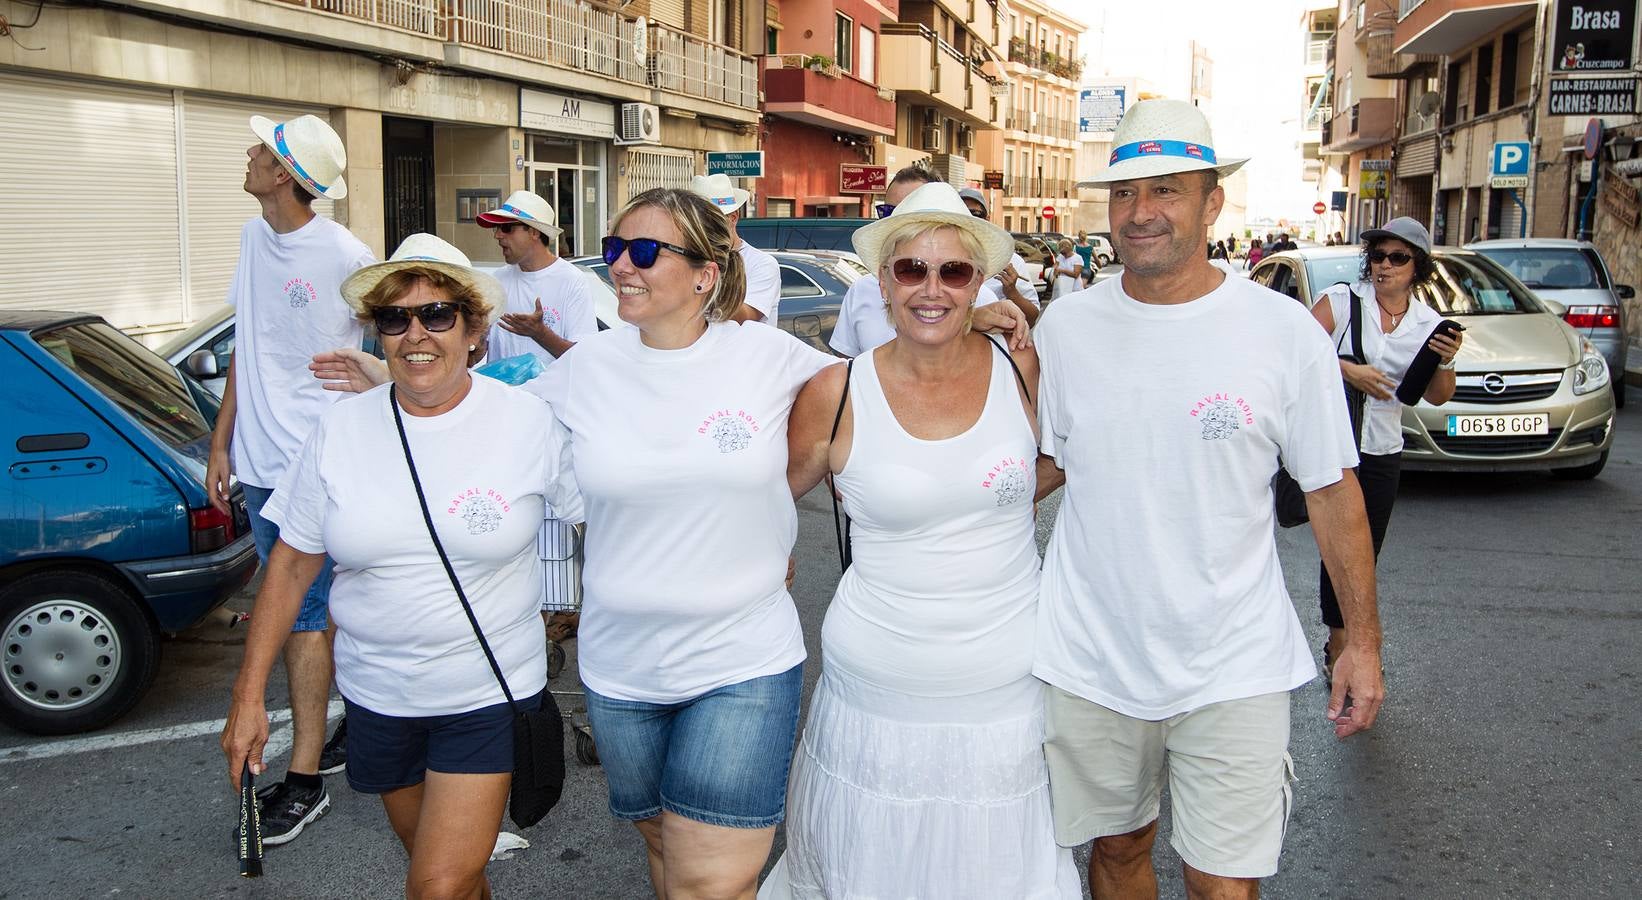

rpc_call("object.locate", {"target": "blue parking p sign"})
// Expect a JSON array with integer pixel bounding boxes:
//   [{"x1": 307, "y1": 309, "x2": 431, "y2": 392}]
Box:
[{"x1": 1492, "y1": 141, "x2": 1530, "y2": 177}]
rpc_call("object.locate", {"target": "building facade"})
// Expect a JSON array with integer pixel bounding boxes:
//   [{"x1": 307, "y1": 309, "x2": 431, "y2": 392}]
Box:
[
  {"x1": 1318, "y1": 0, "x2": 1402, "y2": 241},
  {"x1": 1000, "y1": 0, "x2": 1086, "y2": 234},
  {"x1": 0, "y1": 0, "x2": 763, "y2": 339}
]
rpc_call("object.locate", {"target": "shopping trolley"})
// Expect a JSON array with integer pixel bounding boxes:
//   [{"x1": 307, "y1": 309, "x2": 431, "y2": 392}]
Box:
[{"x1": 539, "y1": 517, "x2": 599, "y2": 766}]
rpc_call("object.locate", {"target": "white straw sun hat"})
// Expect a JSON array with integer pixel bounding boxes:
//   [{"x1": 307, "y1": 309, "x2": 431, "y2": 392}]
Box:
[
  {"x1": 689, "y1": 173, "x2": 752, "y2": 215},
  {"x1": 851, "y1": 182, "x2": 1015, "y2": 275},
  {"x1": 249, "y1": 114, "x2": 349, "y2": 200},
  {"x1": 341, "y1": 233, "x2": 506, "y2": 329},
  {"x1": 1087, "y1": 99, "x2": 1248, "y2": 185},
  {"x1": 475, "y1": 190, "x2": 563, "y2": 239}
]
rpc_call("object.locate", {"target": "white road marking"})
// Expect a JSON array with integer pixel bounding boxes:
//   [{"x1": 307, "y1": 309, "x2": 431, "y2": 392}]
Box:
[{"x1": 0, "y1": 700, "x2": 345, "y2": 764}]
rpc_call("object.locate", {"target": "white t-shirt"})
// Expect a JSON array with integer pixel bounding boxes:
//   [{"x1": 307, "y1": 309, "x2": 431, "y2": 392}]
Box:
[
  {"x1": 1316, "y1": 281, "x2": 1443, "y2": 456},
  {"x1": 264, "y1": 375, "x2": 582, "y2": 717},
  {"x1": 227, "y1": 215, "x2": 373, "y2": 488},
  {"x1": 527, "y1": 322, "x2": 839, "y2": 703},
  {"x1": 739, "y1": 242, "x2": 782, "y2": 323},
  {"x1": 982, "y1": 252, "x2": 1039, "y2": 308},
  {"x1": 828, "y1": 275, "x2": 1002, "y2": 357},
  {"x1": 1034, "y1": 273, "x2": 1360, "y2": 719},
  {"x1": 486, "y1": 257, "x2": 598, "y2": 365}
]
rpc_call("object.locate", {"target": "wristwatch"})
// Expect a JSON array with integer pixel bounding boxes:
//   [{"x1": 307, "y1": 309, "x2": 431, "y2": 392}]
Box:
[{"x1": 1437, "y1": 357, "x2": 1457, "y2": 371}]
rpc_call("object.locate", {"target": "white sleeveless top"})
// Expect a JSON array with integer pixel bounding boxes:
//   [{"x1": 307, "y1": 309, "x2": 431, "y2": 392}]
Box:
[{"x1": 823, "y1": 337, "x2": 1042, "y2": 697}]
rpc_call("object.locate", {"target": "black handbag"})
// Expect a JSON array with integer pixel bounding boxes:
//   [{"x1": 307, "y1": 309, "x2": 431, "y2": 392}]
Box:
[
  {"x1": 1274, "y1": 288, "x2": 1367, "y2": 528},
  {"x1": 389, "y1": 386, "x2": 566, "y2": 828}
]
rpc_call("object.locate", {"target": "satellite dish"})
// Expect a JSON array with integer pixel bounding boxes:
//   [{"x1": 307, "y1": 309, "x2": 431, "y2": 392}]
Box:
[
  {"x1": 633, "y1": 17, "x2": 648, "y2": 60},
  {"x1": 1416, "y1": 92, "x2": 1440, "y2": 117}
]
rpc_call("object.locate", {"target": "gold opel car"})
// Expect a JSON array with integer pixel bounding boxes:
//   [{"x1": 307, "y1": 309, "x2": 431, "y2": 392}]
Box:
[{"x1": 1250, "y1": 246, "x2": 1616, "y2": 479}]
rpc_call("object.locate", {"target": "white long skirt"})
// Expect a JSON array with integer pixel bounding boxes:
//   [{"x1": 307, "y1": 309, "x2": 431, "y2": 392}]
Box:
[
  {"x1": 1051, "y1": 274, "x2": 1081, "y2": 299},
  {"x1": 759, "y1": 661, "x2": 1080, "y2": 900}
]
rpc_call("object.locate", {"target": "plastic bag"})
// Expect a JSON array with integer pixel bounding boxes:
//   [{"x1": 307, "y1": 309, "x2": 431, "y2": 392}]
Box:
[{"x1": 474, "y1": 353, "x2": 544, "y2": 386}]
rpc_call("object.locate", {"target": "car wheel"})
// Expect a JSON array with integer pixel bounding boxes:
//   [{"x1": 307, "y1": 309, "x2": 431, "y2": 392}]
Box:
[
  {"x1": 1551, "y1": 449, "x2": 1609, "y2": 481},
  {"x1": 0, "y1": 571, "x2": 160, "y2": 735},
  {"x1": 1096, "y1": 254, "x2": 1111, "y2": 267}
]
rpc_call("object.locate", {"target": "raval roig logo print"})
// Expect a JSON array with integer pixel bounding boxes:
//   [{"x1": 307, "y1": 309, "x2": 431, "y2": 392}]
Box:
[
  {"x1": 698, "y1": 409, "x2": 760, "y2": 453},
  {"x1": 1189, "y1": 392, "x2": 1254, "y2": 441}
]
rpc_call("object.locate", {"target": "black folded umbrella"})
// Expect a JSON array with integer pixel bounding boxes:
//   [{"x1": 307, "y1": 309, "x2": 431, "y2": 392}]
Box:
[
  {"x1": 1397, "y1": 319, "x2": 1464, "y2": 406},
  {"x1": 238, "y1": 761, "x2": 263, "y2": 878}
]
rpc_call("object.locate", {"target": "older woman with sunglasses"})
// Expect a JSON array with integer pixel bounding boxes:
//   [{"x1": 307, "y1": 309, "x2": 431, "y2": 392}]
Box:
[
  {"x1": 1308, "y1": 218, "x2": 1462, "y2": 679},
  {"x1": 222, "y1": 234, "x2": 581, "y2": 898},
  {"x1": 762, "y1": 182, "x2": 1080, "y2": 898}
]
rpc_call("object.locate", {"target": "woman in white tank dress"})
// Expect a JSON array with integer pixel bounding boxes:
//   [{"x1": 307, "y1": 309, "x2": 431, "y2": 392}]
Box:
[{"x1": 763, "y1": 182, "x2": 1079, "y2": 899}]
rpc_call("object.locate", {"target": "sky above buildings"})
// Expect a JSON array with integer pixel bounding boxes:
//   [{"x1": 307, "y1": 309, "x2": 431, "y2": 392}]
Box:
[{"x1": 1064, "y1": 0, "x2": 1318, "y2": 223}]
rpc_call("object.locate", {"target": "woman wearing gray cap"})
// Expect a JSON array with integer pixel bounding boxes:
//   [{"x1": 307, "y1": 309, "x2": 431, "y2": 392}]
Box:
[{"x1": 1308, "y1": 217, "x2": 1464, "y2": 679}]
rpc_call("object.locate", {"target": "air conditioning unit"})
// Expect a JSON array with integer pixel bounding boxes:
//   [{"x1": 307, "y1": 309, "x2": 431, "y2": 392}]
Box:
[
  {"x1": 959, "y1": 127, "x2": 975, "y2": 151},
  {"x1": 618, "y1": 102, "x2": 661, "y2": 145},
  {"x1": 921, "y1": 126, "x2": 945, "y2": 152},
  {"x1": 922, "y1": 107, "x2": 940, "y2": 127}
]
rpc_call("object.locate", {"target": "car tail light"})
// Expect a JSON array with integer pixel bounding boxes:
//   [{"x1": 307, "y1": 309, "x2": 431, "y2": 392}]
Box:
[
  {"x1": 189, "y1": 506, "x2": 236, "y2": 553},
  {"x1": 1563, "y1": 305, "x2": 1618, "y2": 328}
]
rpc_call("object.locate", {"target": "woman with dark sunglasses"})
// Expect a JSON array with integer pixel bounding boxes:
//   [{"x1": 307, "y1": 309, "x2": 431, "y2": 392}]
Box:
[
  {"x1": 223, "y1": 234, "x2": 582, "y2": 900},
  {"x1": 1308, "y1": 218, "x2": 1463, "y2": 681},
  {"x1": 764, "y1": 182, "x2": 1079, "y2": 898}
]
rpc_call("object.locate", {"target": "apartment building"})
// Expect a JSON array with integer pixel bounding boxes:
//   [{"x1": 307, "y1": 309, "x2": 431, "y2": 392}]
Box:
[
  {"x1": 998, "y1": 0, "x2": 1086, "y2": 234},
  {"x1": 1302, "y1": 5, "x2": 1338, "y2": 195},
  {"x1": 0, "y1": 0, "x2": 763, "y2": 338},
  {"x1": 1318, "y1": 0, "x2": 1402, "y2": 240}
]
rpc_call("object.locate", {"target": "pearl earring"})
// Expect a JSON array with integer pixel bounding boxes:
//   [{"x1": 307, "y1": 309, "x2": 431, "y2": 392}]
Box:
[{"x1": 468, "y1": 344, "x2": 476, "y2": 352}]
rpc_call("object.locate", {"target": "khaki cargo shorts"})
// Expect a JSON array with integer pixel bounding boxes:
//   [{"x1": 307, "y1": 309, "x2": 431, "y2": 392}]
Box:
[{"x1": 1043, "y1": 687, "x2": 1295, "y2": 879}]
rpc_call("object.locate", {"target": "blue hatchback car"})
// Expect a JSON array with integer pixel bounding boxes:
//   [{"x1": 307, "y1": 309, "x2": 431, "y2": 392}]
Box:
[{"x1": 1, "y1": 312, "x2": 257, "y2": 735}]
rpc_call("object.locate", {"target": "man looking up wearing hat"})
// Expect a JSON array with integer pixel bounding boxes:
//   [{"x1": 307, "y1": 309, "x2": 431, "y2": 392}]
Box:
[
  {"x1": 690, "y1": 173, "x2": 781, "y2": 324},
  {"x1": 959, "y1": 187, "x2": 1041, "y2": 325},
  {"x1": 209, "y1": 114, "x2": 373, "y2": 846},
  {"x1": 476, "y1": 190, "x2": 597, "y2": 364},
  {"x1": 1031, "y1": 99, "x2": 1384, "y2": 897}
]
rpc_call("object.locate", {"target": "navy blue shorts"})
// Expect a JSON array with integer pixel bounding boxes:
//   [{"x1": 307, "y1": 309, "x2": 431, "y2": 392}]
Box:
[{"x1": 342, "y1": 691, "x2": 541, "y2": 794}]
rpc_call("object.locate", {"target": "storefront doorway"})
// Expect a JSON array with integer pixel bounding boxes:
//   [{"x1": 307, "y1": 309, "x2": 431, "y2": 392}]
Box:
[
  {"x1": 384, "y1": 117, "x2": 435, "y2": 251},
  {"x1": 527, "y1": 137, "x2": 604, "y2": 259}
]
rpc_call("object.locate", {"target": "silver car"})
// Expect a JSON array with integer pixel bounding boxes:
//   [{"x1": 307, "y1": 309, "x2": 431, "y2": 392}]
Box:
[
  {"x1": 1466, "y1": 238, "x2": 1631, "y2": 408},
  {"x1": 1251, "y1": 246, "x2": 1616, "y2": 479}
]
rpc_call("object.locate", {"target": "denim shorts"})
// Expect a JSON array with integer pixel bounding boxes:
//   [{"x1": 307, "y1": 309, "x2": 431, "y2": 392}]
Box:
[
  {"x1": 584, "y1": 664, "x2": 803, "y2": 829},
  {"x1": 243, "y1": 484, "x2": 335, "y2": 633},
  {"x1": 341, "y1": 691, "x2": 540, "y2": 794}
]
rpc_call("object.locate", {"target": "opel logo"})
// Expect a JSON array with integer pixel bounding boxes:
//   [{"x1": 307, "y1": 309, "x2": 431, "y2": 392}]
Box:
[{"x1": 1482, "y1": 373, "x2": 1507, "y2": 395}]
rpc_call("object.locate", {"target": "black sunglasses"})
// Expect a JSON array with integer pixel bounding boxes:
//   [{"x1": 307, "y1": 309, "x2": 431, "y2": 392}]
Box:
[
  {"x1": 1368, "y1": 249, "x2": 1415, "y2": 266},
  {"x1": 494, "y1": 222, "x2": 526, "y2": 234},
  {"x1": 602, "y1": 236, "x2": 702, "y2": 268},
  {"x1": 371, "y1": 301, "x2": 464, "y2": 336}
]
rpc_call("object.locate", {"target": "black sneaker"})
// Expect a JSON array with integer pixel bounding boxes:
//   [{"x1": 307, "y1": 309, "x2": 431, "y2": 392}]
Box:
[
  {"x1": 258, "y1": 781, "x2": 330, "y2": 846},
  {"x1": 228, "y1": 780, "x2": 288, "y2": 847},
  {"x1": 317, "y1": 717, "x2": 347, "y2": 775}
]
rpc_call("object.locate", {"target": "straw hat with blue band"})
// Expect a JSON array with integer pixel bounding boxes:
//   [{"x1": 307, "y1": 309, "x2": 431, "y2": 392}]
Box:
[
  {"x1": 476, "y1": 190, "x2": 563, "y2": 239},
  {"x1": 1086, "y1": 99, "x2": 1247, "y2": 185},
  {"x1": 249, "y1": 115, "x2": 348, "y2": 200},
  {"x1": 341, "y1": 233, "x2": 506, "y2": 328},
  {"x1": 851, "y1": 182, "x2": 1015, "y2": 276},
  {"x1": 689, "y1": 173, "x2": 752, "y2": 215}
]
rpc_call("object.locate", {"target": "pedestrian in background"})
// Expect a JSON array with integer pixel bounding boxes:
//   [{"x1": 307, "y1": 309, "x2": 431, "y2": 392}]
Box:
[
  {"x1": 478, "y1": 190, "x2": 597, "y2": 366},
  {"x1": 223, "y1": 234, "x2": 581, "y2": 899},
  {"x1": 212, "y1": 113, "x2": 368, "y2": 845},
  {"x1": 1033, "y1": 98, "x2": 1383, "y2": 898},
  {"x1": 691, "y1": 173, "x2": 782, "y2": 324},
  {"x1": 1074, "y1": 230, "x2": 1097, "y2": 284},
  {"x1": 960, "y1": 187, "x2": 1040, "y2": 324},
  {"x1": 1246, "y1": 237, "x2": 1265, "y2": 269},
  {"x1": 1051, "y1": 238, "x2": 1082, "y2": 300},
  {"x1": 1308, "y1": 217, "x2": 1462, "y2": 681}
]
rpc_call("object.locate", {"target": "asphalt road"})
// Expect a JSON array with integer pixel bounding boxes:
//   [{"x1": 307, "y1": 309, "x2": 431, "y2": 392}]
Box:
[{"x1": 2, "y1": 409, "x2": 1639, "y2": 898}]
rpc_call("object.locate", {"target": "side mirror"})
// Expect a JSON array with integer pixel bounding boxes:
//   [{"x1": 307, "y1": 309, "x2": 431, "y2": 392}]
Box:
[
  {"x1": 1539, "y1": 298, "x2": 1567, "y2": 317},
  {"x1": 1616, "y1": 284, "x2": 1635, "y2": 300},
  {"x1": 184, "y1": 349, "x2": 220, "y2": 378}
]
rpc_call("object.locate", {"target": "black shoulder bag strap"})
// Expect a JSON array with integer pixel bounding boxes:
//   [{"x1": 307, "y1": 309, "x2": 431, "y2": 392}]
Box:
[
  {"x1": 985, "y1": 334, "x2": 1032, "y2": 404},
  {"x1": 1341, "y1": 287, "x2": 1368, "y2": 448},
  {"x1": 388, "y1": 386, "x2": 519, "y2": 715},
  {"x1": 828, "y1": 359, "x2": 855, "y2": 574}
]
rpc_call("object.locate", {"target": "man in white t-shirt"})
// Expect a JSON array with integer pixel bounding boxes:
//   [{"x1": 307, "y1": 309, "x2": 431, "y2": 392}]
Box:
[
  {"x1": 689, "y1": 173, "x2": 781, "y2": 324},
  {"x1": 1032, "y1": 100, "x2": 1383, "y2": 897},
  {"x1": 828, "y1": 167, "x2": 1014, "y2": 357},
  {"x1": 958, "y1": 187, "x2": 1040, "y2": 325},
  {"x1": 476, "y1": 190, "x2": 597, "y2": 364},
  {"x1": 207, "y1": 114, "x2": 373, "y2": 846}
]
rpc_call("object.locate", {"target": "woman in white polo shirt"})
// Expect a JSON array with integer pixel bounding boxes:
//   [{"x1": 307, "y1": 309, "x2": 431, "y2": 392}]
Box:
[
  {"x1": 222, "y1": 234, "x2": 581, "y2": 899},
  {"x1": 527, "y1": 188, "x2": 840, "y2": 899},
  {"x1": 1309, "y1": 217, "x2": 1463, "y2": 678}
]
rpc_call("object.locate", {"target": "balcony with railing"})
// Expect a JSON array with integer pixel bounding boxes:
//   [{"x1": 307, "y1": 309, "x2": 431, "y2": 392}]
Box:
[
  {"x1": 1003, "y1": 113, "x2": 1076, "y2": 141},
  {"x1": 1304, "y1": 104, "x2": 1333, "y2": 133},
  {"x1": 1323, "y1": 98, "x2": 1397, "y2": 152},
  {"x1": 881, "y1": 23, "x2": 999, "y2": 127},
  {"x1": 1364, "y1": 29, "x2": 1440, "y2": 78},
  {"x1": 646, "y1": 21, "x2": 759, "y2": 109},
  {"x1": 1006, "y1": 38, "x2": 1084, "y2": 81},
  {"x1": 1305, "y1": 35, "x2": 1331, "y2": 67},
  {"x1": 762, "y1": 57, "x2": 895, "y2": 136},
  {"x1": 1393, "y1": 0, "x2": 1537, "y2": 55}
]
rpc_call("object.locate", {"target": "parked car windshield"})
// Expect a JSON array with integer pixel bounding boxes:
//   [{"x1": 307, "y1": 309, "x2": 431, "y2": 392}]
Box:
[
  {"x1": 1470, "y1": 247, "x2": 1609, "y2": 290},
  {"x1": 1420, "y1": 253, "x2": 1546, "y2": 315},
  {"x1": 36, "y1": 321, "x2": 213, "y2": 450},
  {"x1": 1304, "y1": 254, "x2": 1362, "y2": 292}
]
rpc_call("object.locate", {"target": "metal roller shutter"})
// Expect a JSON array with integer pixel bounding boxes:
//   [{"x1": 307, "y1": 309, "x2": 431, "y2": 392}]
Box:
[
  {"x1": 181, "y1": 96, "x2": 334, "y2": 325},
  {"x1": 650, "y1": 0, "x2": 685, "y2": 29},
  {"x1": 0, "y1": 73, "x2": 183, "y2": 328}
]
